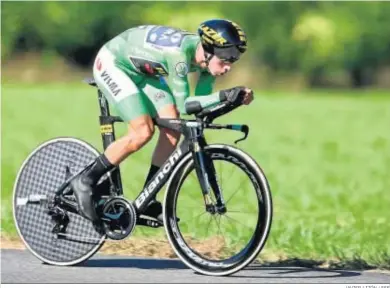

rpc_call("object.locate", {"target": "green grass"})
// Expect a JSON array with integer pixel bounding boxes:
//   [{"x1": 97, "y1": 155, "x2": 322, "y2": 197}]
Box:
[{"x1": 2, "y1": 83, "x2": 390, "y2": 268}]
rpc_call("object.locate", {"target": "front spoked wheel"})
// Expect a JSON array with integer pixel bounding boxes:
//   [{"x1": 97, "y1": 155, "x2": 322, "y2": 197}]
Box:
[{"x1": 164, "y1": 144, "x2": 273, "y2": 276}]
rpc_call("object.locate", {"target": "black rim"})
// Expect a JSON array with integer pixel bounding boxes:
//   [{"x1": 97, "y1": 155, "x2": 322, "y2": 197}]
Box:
[{"x1": 167, "y1": 147, "x2": 269, "y2": 272}]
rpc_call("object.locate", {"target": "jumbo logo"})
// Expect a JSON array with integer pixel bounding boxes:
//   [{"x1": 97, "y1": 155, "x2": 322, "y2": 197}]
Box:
[{"x1": 201, "y1": 25, "x2": 227, "y2": 46}]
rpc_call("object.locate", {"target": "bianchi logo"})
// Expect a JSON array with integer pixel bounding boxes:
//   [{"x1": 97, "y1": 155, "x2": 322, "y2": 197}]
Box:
[
  {"x1": 175, "y1": 62, "x2": 189, "y2": 78},
  {"x1": 135, "y1": 148, "x2": 183, "y2": 208}
]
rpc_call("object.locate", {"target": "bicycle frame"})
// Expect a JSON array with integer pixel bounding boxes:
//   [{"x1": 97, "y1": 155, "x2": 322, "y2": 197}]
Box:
[
  {"x1": 97, "y1": 89, "x2": 218, "y2": 214},
  {"x1": 48, "y1": 79, "x2": 250, "y2": 232}
]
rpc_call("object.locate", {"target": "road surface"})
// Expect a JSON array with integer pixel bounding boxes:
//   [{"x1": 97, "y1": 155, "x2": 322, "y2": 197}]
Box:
[{"x1": 2, "y1": 249, "x2": 390, "y2": 284}]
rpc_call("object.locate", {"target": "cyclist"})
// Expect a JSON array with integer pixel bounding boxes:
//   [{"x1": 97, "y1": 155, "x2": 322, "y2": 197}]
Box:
[{"x1": 71, "y1": 19, "x2": 254, "y2": 225}]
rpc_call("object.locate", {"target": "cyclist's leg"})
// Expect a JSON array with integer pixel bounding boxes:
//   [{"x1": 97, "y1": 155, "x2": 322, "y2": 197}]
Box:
[
  {"x1": 138, "y1": 79, "x2": 181, "y2": 168},
  {"x1": 135, "y1": 78, "x2": 181, "y2": 221},
  {"x1": 92, "y1": 46, "x2": 156, "y2": 165},
  {"x1": 71, "y1": 46, "x2": 156, "y2": 223}
]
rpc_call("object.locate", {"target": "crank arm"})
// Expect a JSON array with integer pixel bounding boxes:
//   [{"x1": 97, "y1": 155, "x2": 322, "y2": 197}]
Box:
[{"x1": 136, "y1": 218, "x2": 163, "y2": 228}]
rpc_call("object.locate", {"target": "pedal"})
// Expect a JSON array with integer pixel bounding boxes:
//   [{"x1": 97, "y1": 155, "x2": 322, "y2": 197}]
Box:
[{"x1": 136, "y1": 217, "x2": 163, "y2": 228}]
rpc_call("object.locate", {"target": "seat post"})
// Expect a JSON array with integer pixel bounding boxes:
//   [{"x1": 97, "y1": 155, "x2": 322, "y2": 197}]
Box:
[
  {"x1": 98, "y1": 89, "x2": 116, "y2": 149},
  {"x1": 97, "y1": 89, "x2": 124, "y2": 195}
]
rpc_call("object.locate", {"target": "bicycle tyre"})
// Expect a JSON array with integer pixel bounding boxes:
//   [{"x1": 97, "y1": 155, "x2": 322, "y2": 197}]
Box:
[{"x1": 163, "y1": 144, "x2": 273, "y2": 276}]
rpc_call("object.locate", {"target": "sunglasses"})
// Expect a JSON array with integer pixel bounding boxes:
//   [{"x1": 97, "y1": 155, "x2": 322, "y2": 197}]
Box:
[
  {"x1": 214, "y1": 46, "x2": 241, "y2": 64},
  {"x1": 219, "y1": 56, "x2": 240, "y2": 64}
]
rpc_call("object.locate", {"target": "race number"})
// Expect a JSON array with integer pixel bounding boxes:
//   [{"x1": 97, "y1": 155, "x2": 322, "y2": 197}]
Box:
[{"x1": 146, "y1": 26, "x2": 194, "y2": 48}]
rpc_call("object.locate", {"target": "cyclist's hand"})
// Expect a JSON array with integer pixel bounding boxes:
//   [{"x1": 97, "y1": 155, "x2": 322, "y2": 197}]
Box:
[
  {"x1": 242, "y1": 88, "x2": 253, "y2": 105},
  {"x1": 220, "y1": 87, "x2": 253, "y2": 106},
  {"x1": 220, "y1": 86, "x2": 245, "y2": 105}
]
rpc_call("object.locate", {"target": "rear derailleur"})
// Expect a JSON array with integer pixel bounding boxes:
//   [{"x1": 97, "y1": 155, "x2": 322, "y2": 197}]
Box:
[{"x1": 47, "y1": 205, "x2": 69, "y2": 235}]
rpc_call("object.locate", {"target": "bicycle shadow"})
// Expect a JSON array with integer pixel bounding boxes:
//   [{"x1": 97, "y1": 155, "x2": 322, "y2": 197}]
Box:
[
  {"x1": 238, "y1": 258, "x2": 370, "y2": 279},
  {"x1": 81, "y1": 257, "x2": 362, "y2": 279},
  {"x1": 235, "y1": 263, "x2": 360, "y2": 279},
  {"x1": 80, "y1": 257, "x2": 188, "y2": 270}
]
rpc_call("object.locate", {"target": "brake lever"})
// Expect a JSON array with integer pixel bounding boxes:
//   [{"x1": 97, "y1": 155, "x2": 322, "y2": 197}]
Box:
[{"x1": 232, "y1": 125, "x2": 249, "y2": 144}]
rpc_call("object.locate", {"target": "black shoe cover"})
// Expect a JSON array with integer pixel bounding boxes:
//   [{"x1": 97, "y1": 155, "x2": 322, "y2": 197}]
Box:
[
  {"x1": 142, "y1": 200, "x2": 163, "y2": 223},
  {"x1": 70, "y1": 174, "x2": 99, "y2": 223}
]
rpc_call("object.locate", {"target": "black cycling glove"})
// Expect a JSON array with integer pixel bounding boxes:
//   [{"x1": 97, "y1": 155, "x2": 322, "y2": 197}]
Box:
[{"x1": 219, "y1": 86, "x2": 246, "y2": 105}]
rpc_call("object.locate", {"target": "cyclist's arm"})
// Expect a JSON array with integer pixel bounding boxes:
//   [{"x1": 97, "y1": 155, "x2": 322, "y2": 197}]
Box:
[
  {"x1": 195, "y1": 71, "x2": 216, "y2": 96},
  {"x1": 166, "y1": 57, "x2": 191, "y2": 114},
  {"x1": 184, "y1": 72, "x2": 220, "y2": 113},
  {"x1": 167, "y1": 58, "x2": 223, "y2": 114}
]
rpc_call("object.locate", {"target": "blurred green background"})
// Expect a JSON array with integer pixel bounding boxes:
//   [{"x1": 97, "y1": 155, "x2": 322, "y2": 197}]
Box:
[
  {"x1": 2, "y1": 1, "x2": 390, "y2": 88},
  {"x1": 1, "y1": 1, "x2": 390, "y2": 268}
]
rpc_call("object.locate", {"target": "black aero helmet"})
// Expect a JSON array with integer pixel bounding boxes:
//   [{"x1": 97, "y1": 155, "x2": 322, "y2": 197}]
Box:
[{"x1": 198, "y1": 19, "x2": 247, "y2": 63}]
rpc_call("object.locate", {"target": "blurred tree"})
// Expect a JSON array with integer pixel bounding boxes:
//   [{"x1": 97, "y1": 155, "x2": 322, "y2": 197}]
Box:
[{"x1": 2, "y1": 1, "x2": 390, "y2": 88}]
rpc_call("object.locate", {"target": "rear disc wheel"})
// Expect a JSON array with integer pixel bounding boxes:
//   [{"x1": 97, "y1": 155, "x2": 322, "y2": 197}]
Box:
[{"x1": 13, "y1": 137, "x2": 106, "y2": 266}]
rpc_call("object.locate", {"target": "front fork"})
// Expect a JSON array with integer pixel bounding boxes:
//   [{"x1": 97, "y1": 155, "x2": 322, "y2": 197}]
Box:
[{"x1": 192, "y1": 136, "x2": 227, "y2": 215}]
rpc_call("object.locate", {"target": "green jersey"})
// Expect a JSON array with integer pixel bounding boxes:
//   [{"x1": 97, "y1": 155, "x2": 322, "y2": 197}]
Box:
[{"x1": 103, "y1": 25, "x2": 218, "y2": 114}]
